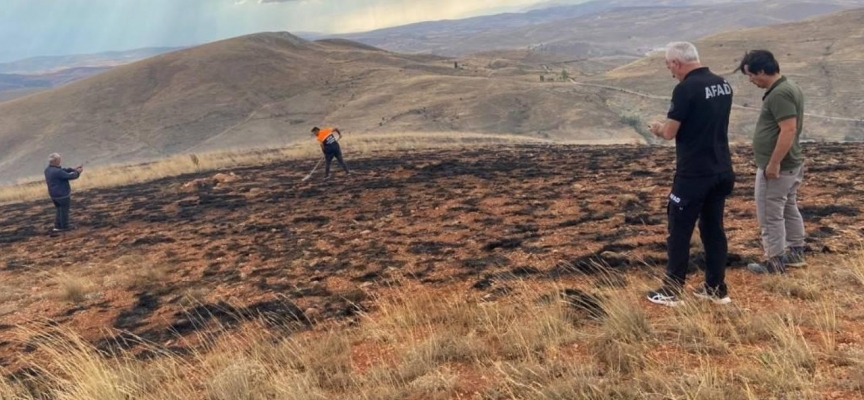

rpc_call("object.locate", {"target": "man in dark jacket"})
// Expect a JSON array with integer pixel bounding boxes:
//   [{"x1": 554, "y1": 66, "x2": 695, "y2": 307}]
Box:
[
  {"x1": 44, "y1": 153, "x2": 83, "y2": 232},
  {"x1": 645, "y1": 42, "x2": 735, "y2": 307}
]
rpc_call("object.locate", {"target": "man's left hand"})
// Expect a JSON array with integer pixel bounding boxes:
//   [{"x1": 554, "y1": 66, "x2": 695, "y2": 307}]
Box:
[{"x1": 765, "y1": 163, "x2": 780, "y2": 179}]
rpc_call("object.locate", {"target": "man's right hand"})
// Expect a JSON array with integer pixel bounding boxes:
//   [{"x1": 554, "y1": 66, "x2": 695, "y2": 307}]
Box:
[
  {"x1": 648, "y1": 122, "x2": 663, "y2": 137},
  {"x1": 75, "y1": 166, "x2": 83, "y2": 173}
]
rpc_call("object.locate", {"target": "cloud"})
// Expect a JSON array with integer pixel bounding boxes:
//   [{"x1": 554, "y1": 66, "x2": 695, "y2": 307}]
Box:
[
  {"x1": 0, "y1": 0, "x2": 548, "y2": 62},
  {"x1": 332, "y1": 0, "x2": 542, "y2": 33},
  {"x1": 235, "y1": 0, "x2": 303, "y2": 3}
]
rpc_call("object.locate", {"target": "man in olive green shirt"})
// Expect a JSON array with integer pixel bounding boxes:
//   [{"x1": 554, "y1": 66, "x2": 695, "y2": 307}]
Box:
[{"x1": 738, "y1": 50, "x2": 807, "y2": 274}]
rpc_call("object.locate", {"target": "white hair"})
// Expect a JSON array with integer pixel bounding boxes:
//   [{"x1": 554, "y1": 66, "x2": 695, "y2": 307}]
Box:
[
  {"x1": 48, "y1": 153, "x2": 61, "y2": 165},
  {"x1": 666, "y1": 42, "x2": 700, "y2": 63}
]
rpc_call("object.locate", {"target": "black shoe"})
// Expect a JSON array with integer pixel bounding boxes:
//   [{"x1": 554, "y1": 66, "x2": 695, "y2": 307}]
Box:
[
  {"x1": 747, "y1": 256, "x2": 786, "y2": 275},
  {"x1": 693, "y1": 284, "x2": 731, "y2": 305},
  {"x1": 783, "y1": 247, "x2": 807, "y2": 268},
  {"x1": 53, "y1": 224, "x2": 76, "y2": 232},
  {"x1": 646, "y1": 286, "x2": 681, "y2": 307}
]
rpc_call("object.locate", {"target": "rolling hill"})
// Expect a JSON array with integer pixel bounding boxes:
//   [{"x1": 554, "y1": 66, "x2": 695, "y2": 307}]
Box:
[
  {"x1": 0, "y1": 33, "x2": 631, "y2": 184},
  {"x1": 3, "y1": 6, "x2": 864, "y2": 185}
]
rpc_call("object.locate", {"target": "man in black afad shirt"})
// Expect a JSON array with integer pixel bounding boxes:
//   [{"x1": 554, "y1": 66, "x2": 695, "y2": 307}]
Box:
[{"x1": 646, "y1": 42, "x2": 735, "y2": 307}]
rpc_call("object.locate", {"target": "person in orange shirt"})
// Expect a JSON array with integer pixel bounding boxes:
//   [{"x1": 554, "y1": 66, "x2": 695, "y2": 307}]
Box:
[{"x1": 311, "y1": 126, "x2": 350, "y2": 179}]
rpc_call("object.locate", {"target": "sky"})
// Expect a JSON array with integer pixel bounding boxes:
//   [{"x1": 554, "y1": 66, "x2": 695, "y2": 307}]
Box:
[{"x1": 0, "y1": 0, "x2": 566, "y2": 63}]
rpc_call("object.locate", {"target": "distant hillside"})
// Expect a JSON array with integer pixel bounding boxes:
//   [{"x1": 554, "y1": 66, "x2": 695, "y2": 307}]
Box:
[
  {"x1": 0, "y1": 47, "x2": 184, "y2": 75},
  {"x1": 337, "y1": 0, "x2": 857, "y2": 58},
  {"x1": 0, "y1": 67, "x2": 112, "y2": 101},
  {"x1": 599, "y1": 7, "x2": 864, "y2": 141},
  {"x1": 0, "y1": 47, "x2": 184, "y2": 103}
]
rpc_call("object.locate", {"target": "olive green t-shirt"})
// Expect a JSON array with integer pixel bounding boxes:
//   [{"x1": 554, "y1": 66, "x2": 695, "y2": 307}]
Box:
[{"x1": 752, "y1": 76, "x2": 805, "y2": 170}]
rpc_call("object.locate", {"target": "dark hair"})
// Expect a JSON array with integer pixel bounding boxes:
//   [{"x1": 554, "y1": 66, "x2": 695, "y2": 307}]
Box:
[
  {"x1": 311, "y1": 126, "x2": 320, "y2": 132},
  {"x1": 738, "y1": 50, "x2": 780, "y2": 75}
]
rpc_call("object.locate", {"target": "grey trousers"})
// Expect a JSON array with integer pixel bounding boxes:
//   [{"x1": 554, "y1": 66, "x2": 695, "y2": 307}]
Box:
[{"x1": 755, "y1": 165, "x2": 806, "y2": 258}]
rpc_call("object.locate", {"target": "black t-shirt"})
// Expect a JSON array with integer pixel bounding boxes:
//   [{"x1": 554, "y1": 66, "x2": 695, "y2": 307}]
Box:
[{"x1": 667, "y1": 67, "x2": 733, "y2": 177}]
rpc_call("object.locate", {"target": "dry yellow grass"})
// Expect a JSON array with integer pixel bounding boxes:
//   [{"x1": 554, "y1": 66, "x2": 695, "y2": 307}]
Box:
[
  {"x1": 3, "y1": 252, "x2": 864, "y2": 399},
  {"x1": 848, "y1": 249, "x2": 864, "y2": 288},
  {"x1": 0, "y1": 132, "x2": 548, "y2": 205},
  {"x1": 51, "y1": 273, "x2": 93, "y2": 304}
]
